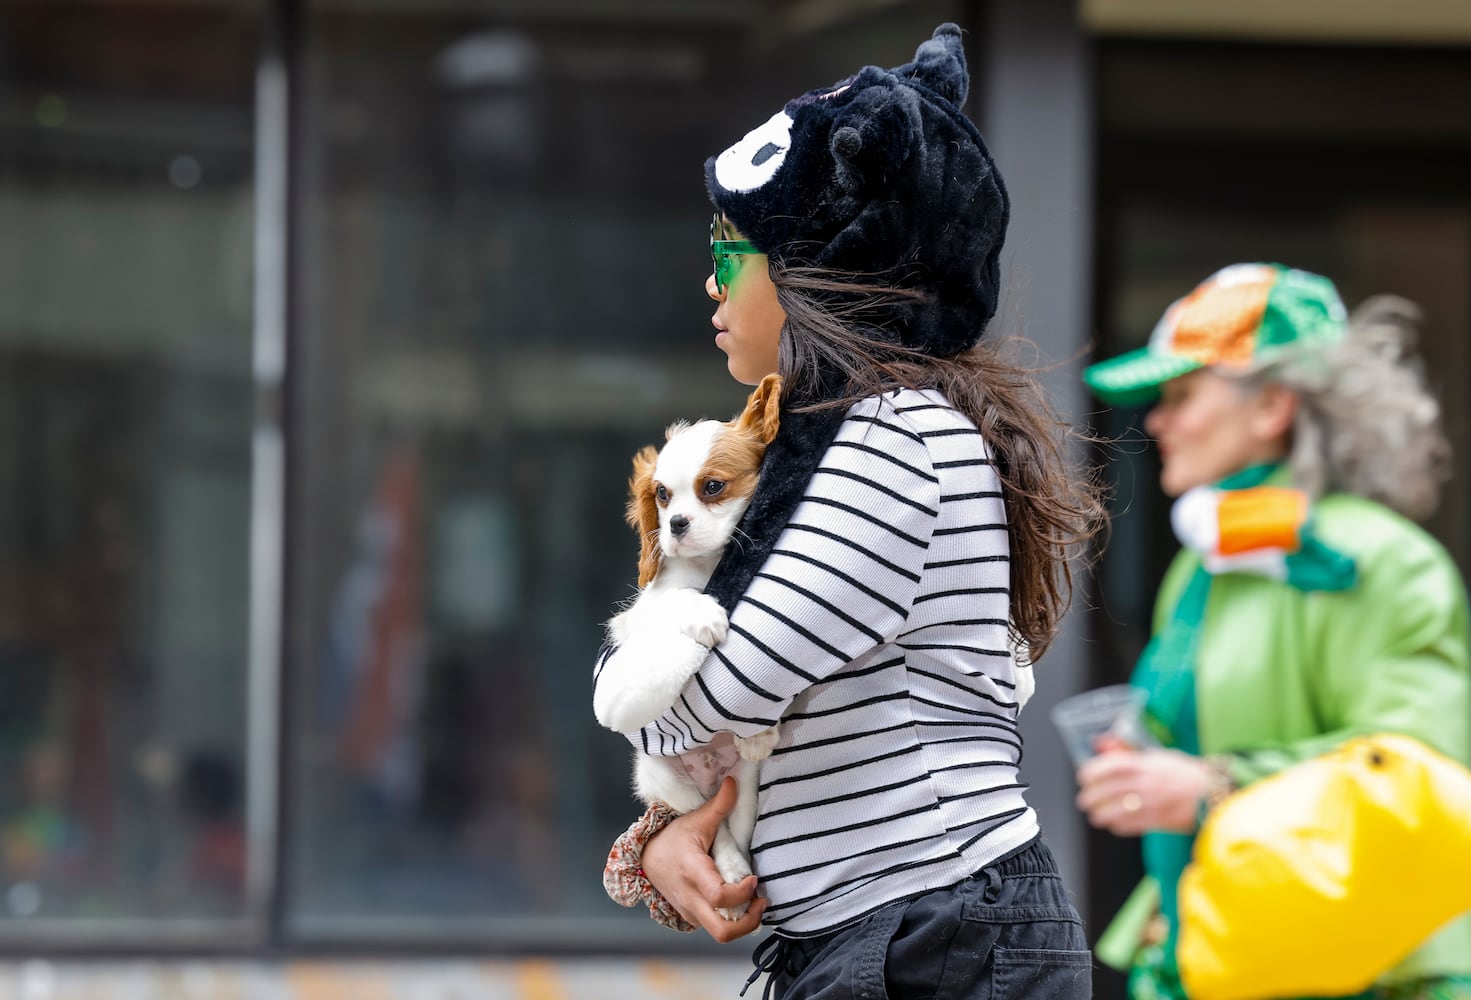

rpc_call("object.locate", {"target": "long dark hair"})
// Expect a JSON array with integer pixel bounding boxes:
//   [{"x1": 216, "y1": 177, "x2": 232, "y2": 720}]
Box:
[{"x1": 770, "y1": 263, "x2": 1107, "y2": 660}]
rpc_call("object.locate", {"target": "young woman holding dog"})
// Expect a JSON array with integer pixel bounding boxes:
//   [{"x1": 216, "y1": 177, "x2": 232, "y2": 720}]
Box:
[
  {"x1": 594, "y1": 24, "x2": 1104, "y2": 1000},
  {"x1": 1077, "y1": 265, "x2": 1471, "y2": 999}
]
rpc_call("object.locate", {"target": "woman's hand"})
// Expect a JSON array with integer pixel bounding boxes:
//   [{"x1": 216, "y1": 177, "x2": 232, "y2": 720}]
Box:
[
  {"x1": 1076, "y1": 748, "x2": 1211, "y2": 836},
  {"x1": 642, "y1": 776, "x2": 768, "y2": 942}
]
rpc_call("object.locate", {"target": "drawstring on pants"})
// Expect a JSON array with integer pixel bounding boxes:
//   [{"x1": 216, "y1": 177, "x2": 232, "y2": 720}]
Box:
[
  {"x1": 981, "y1": 865, "x2": 1004, "y2": 903},
  {"x1": 742, "y1": 932, "x2": 799, "y2": 1000}
]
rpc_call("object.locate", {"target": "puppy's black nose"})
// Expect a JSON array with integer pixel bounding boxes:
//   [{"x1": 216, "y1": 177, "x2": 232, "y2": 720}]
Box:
[{"x1": 669, "y1": 514, "x2": 690, "y2": 537}]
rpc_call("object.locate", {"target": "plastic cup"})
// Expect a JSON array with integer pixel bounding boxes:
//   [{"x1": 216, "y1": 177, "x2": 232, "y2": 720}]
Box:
[{"x1": 1050, "y1": 684, "x2": 1156, "y2": 768}]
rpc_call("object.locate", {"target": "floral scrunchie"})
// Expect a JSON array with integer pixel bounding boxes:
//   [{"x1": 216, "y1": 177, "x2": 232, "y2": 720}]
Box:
[{"x1": 603, "y1": 802, "x2": 695, "y2": 932}]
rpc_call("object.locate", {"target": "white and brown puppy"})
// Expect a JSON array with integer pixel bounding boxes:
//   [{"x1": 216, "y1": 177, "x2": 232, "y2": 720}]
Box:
[{"x1": 594, "y1": 374, "x2": 781, "y2": 914}]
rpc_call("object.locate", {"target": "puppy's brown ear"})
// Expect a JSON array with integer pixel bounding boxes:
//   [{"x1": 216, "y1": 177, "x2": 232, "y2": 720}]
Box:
[
  {"x1": 625, "y1": 445, "x2": 662, "y2": 587},
  {"x1": 735, "y1": 373, "x2": 782, "y2": 445}
]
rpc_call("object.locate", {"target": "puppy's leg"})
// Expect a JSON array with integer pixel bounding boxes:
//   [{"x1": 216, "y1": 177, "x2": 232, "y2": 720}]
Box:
[
  {"x1": 654, "y1": 589, "x2": 728, "y2": 649},
  {"x1": 595, "y1": 590, "x2": 730, "y2": 733},
  {"x1": 712, "y1": 757, "x2": 761, "y2": 921},
  {"x1": 721, "y1": 758, "x2": 761, "y2": 861},
  {"x1": 618, "y1": 588, "x2": 728, "y2": 646},
  {"x1": 633, "y1": 754, "x2": 707, "y2": 817},
  {"x1": 595, "y1": 627, "x2": 713, "y2": 733}
]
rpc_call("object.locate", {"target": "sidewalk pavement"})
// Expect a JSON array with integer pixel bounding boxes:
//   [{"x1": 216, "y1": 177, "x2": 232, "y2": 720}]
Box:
[{"x1": 0, "y1": 957, "x2": 757, "y2": 1000}]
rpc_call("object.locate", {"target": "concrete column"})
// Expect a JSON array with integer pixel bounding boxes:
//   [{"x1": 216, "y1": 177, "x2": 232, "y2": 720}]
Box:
[{"x1": 978, "y1": 0, "x2": 1095, "y2": 916}]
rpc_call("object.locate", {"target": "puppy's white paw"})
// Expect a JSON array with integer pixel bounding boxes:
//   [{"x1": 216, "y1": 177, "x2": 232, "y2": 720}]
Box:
[
  {"x1": 717, "y1": 902, "x2": 750, "y2": 921},
  {"x1": 712, "y1": 840, "x2": 754, "y2": 921},
  {"x1": 735, "y1": 727, "x2": 780, "y2": 762},
  {"x1": 670, "y1": 591, "x2": 729, "y2": 648},
  {"x1": 713, "y1": 840, "x2": 752, "y2": 884}
]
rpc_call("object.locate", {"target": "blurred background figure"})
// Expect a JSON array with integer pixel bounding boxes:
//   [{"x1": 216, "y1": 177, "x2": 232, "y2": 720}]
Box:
[
  {"x1": 1079, "y1": 265, "x2": 1471, "y2": 999},
  {"x1": 1, "y1": 745, "x2": 85, "y2": 894},
  {"x1": 1, "y1": 1, "x2": 1469, "y2": 997}
]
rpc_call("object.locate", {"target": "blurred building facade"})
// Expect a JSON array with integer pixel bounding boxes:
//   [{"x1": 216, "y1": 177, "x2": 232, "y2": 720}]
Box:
[{"x1": 1, "y1": 0, "x2": 1468, "y2": 994}]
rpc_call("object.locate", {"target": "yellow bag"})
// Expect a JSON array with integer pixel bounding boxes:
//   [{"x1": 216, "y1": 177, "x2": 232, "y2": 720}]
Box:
[{"x1": 1177, "y1": 733, "x2": 1471, "y2": 1000}]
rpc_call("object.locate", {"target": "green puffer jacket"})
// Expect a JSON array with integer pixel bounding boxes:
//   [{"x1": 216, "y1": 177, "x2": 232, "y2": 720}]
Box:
[{"x1": 1144, "y1": 489, "x2": 1471, "y2": 985}]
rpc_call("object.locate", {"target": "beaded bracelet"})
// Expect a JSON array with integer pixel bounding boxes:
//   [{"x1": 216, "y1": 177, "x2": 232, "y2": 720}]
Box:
[{"x1": 604, "y1": 802, "x2": 696, "y2": 932}]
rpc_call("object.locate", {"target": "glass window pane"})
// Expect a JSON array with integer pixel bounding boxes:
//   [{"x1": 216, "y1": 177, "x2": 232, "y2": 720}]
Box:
[
  {"x1": 289, "y1": 2, "x2": 960, "y2": 939},
  {"x1": 0, "y1": 2, "x2": 261, "y2": 931}
]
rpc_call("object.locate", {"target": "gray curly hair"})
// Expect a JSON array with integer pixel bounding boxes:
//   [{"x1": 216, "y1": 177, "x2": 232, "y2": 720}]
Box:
[{"x1": 1231, "y1": 296, "x2": 1451, "y2": 522}]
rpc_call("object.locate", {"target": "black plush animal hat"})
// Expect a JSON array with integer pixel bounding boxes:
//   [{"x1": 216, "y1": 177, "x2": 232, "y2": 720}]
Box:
[
  {"x1": 705, "y1": 22, "x2": 1008, "y2": 358},
  {"x1": 702, "y1": 24, "x2": 1011, "y2": 613}
]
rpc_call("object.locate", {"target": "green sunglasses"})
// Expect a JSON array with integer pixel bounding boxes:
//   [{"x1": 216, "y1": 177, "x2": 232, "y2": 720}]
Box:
[{"x1": 710, "y1": 213, "x2": 758, "y2": 294}]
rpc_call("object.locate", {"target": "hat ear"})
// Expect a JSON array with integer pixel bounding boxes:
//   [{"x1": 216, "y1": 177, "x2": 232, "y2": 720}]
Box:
[
  {"x1": 828, "y1": 84, "x2": 920, "y2": 195},
  {"x1": 896, "y1": 23, "x2": 968, "y2": 106}
]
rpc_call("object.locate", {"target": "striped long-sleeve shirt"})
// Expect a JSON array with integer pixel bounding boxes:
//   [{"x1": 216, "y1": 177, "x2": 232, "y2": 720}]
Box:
[{"x1": 594, "y1": 387, "x2": 1038, "y2": 936}]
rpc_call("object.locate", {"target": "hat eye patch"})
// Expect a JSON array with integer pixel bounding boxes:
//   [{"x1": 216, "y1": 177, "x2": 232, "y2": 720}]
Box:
[{"x1": 714, "y1": 110, "x2": 793, "y2": 194}]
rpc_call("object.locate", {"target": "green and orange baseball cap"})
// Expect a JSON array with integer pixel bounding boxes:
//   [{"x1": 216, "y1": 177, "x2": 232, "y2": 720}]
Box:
[{"x1": 1083, "y1": 263, "x2": 1348, "y2": 406}]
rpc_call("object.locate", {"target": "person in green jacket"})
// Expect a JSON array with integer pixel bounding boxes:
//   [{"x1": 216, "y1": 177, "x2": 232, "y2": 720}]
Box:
[{"x1": 1078, "y1": 262, "x2": 1471, "y2": 1000}]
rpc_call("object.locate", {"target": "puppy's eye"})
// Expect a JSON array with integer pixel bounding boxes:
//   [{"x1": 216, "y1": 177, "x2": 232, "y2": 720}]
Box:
[
  {"x1": 655, "y1": 484, "x2": 670, "y2": 503},
  {"x1": 703, "y1": 480, "x2": 726, "y2": 497}
]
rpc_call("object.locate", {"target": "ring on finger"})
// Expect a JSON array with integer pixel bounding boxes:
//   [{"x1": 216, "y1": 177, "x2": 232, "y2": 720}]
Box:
[{"x1": 1121, "y1": 792, "x2": 1143, "y2": 813}]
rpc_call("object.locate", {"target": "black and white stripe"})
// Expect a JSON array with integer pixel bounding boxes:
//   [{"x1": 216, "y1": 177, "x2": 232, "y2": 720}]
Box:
[{"x1": 594, "y1": 388, "x2": 1037, "y2": 936}]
